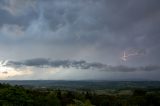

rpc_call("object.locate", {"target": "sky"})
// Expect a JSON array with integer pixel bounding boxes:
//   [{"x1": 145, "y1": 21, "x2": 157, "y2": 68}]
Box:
[{"x1": 0, "y1": 0, "x2": 160, "y2": 80}]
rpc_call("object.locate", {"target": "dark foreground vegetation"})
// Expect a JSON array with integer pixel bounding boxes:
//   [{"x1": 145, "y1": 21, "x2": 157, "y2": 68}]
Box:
[{"x1": 0, "y1": 83, "x2": 160, "y2": 106}]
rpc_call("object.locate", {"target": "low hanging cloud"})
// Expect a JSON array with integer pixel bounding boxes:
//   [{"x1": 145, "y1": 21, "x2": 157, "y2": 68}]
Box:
[
  {"x1": 5, "y1": 58, "x2": 106, "y2": 69},
  {"x1": 4, "y1": 58, "x2": 160, "y2": 72}
]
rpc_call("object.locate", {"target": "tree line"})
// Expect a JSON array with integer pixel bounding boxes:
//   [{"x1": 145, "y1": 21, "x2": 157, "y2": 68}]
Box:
[{"x1": 0, "y1": 83, "x2": 160, "y2": 106}]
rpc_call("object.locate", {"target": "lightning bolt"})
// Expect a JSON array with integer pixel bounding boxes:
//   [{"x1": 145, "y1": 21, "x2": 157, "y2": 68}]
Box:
[
  {"x1": 121, "y1": 51, "x2": 127, "y2": 61},
  {"x1": 121, "y1": 48, "x2": 145, "y2": 61}
]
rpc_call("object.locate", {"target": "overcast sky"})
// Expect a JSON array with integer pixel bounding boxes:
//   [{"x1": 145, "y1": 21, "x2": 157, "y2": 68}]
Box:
[{"x1": 0, "y1": 0, "x2": 160, "y2": 80}]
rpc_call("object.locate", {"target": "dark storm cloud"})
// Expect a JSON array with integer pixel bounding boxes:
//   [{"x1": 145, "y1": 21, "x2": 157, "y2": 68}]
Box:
[
  {"x1": 0, "y1": 0, "x2": 159, "y2": 66},
  {"x1": 5, "y1": 58, "x2": 160, "y2": 72},
  {"x1": 0, "y1": 0, "x2": 160, "y2": 43},
  {"x1": 6, "y1": 58, "x2": 106, "y2": 69}
]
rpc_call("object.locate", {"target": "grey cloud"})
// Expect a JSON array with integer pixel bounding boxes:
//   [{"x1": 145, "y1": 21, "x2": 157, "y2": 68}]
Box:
[
  {"x1": 0, "y1": 10, "x2": 37, "y2": 30},
  {"x1": 0, "y1": 0, "x2": 36, "y2": 16},
  {"x1": 0, "y1": 0, "x2": 159, "y2": 67},
  {"x1": 0, "y1": 0, "x2": 38, "y2": 30},
  {"x1": 0, "y1": 24, "x2": 24, "y2": 38},
  {"x1": 6, "y1": 58, "x2": 106, "y2": 69},
  {"x1": 36, "y1": 0, "x2": 160, "y2": 50},
  {"x1": 5, "y1": 58, "x2": 160, "y2": 72}
]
